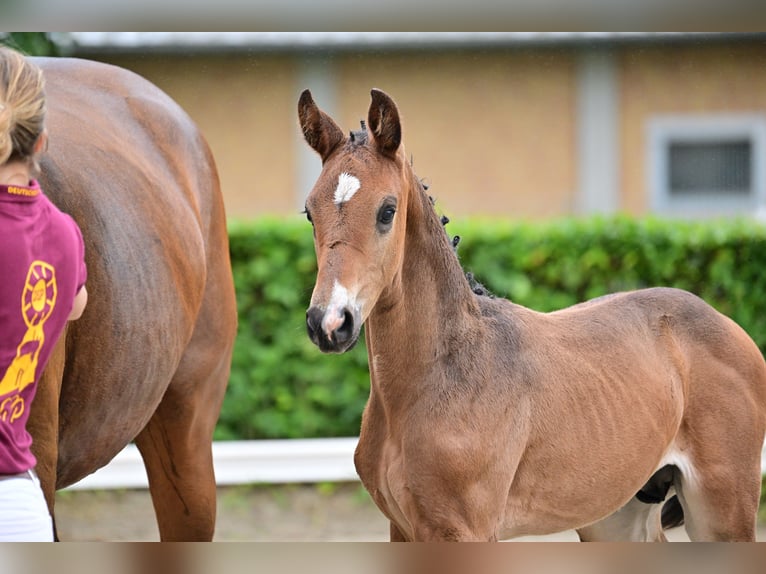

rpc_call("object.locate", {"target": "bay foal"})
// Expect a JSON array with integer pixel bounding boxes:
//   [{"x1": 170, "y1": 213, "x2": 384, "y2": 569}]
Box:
[{"x1": 299, "y1": 88, "x2": 766, "y2": 541}]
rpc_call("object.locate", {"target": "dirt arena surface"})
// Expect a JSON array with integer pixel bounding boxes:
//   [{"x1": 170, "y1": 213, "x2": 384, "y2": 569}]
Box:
[
  {"x1": 54, "y1": 484, "x2": 764, "y2": 542},
  {"x1": 55, "y1": 483, "x2": 387, "y2": 542}
]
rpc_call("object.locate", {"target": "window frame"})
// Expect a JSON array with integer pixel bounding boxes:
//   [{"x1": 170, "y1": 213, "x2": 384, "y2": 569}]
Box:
[{"x1": 647, "y1": 114, "x2": 766, "y2": 217}]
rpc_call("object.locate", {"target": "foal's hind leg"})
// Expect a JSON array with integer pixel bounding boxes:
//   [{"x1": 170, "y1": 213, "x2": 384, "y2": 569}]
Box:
[{"x1": 672, "y1": 460, "x2": 761, "y2": 541}]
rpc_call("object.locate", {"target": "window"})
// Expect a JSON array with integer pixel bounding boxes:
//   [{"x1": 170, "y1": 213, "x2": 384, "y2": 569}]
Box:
[{"x1": 647, "y1": 115, "x2": 766, "y2": 217}]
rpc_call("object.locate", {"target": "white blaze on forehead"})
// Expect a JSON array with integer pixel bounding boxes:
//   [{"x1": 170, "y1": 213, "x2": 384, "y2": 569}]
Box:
[{"x1": 334, "y1": 172, "x2": 361, "y2": 205}]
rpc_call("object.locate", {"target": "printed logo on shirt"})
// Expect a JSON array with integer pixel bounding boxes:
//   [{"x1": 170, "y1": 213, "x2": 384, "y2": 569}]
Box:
[
  {"x1": 0, "y1": 261, "x2": 57, "y2": 423},
  {"x1": 4, "y1": 185, "x2": 40, "y2": 197}
]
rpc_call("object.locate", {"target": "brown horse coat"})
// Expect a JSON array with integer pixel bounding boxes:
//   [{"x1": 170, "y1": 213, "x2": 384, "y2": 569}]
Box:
[{"x1": 26, "y1": 57, "x2": 237, "y2": 541}]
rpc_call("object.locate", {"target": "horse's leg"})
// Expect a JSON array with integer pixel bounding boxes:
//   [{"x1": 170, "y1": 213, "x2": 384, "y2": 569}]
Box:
[
  {"x1": 673, "y1": 459, "x2": 760, "y2": 541},
  {"x1": 27, "y1": 335, "x2": 66, "y2": 540},
  {"x1": 390, "y1": 522, "x2": 408, "y2": 541},
  {"x1": 135, "y1": 208, "x2": 235, "y2": 541},
  {"x1": 672, "y1": 405, "x2": 762, "y2": 539},
  {"x1": 576, "y1": 496, "x2": 668, "y2": 542},
  {"x1": 134, "y1": 284, "x2": 234, "y2": 541},
  {"x1": 134, "y1": 278, "x2": 234, "y2": 544},
  {"x1": 134, "y1": 349, "x2": 229, "y2": 541},
  {"x1": 405, "y1": 489, "x2": 502, "y2": 541}
]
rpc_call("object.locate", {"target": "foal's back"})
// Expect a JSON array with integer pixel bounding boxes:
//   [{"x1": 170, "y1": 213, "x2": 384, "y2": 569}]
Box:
[{"x1": 485, "y1": 287, "x2": 766, "y2": 540}]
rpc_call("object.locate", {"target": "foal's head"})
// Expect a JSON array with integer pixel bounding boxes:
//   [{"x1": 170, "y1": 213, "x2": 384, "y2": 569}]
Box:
[{"x1": 299, "y1": 89, "x2": 414, "y2": 353}]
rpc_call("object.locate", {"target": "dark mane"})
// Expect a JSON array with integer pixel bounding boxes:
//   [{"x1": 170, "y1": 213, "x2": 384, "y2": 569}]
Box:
[
  {"x1": 429, "y1": 192, "x2": 495, "y2": 299},
  {"x1": 349, "y1": 120, "x2": 369, "y2": 146}
]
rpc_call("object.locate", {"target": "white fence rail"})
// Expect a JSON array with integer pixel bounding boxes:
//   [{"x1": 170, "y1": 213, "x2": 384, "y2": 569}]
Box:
[
  {"x1": 66, "y1": 438, "x2": 359, "y2": 490},
  {"x1": 67, "y1": 438, "x2": 766, "y2": 491}
]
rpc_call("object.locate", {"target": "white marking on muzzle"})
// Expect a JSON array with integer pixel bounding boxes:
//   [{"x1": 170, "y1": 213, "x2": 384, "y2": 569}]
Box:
[
  {"x1": 321, "y1": 280, "x2": 355, "y2": 338},
  {"x1": 334, "y1": 172, "x2": 361, "y2": 205}
]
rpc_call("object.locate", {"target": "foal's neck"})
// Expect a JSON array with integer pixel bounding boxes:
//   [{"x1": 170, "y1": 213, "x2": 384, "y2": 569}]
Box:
[
  {"x1": 366, "y1": 173, "x2": 480, "y2": 391},
  {"x1": 403, "y1": 184, "x2": 478, "y2": 317}
]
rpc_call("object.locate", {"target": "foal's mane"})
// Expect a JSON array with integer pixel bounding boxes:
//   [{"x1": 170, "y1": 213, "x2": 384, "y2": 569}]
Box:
[
  {"x1": 432, "y1": 196, "x2": 494, "y2": 299},
  {"x1": 349, "y1": 123, "x2": 368, "y2": 146}
]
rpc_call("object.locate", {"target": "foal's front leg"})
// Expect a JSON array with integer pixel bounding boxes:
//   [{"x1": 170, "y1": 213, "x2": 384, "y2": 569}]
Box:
[
  {"x1": 400, "y1": 439, "x2": 510, "y2": 541},
  {"x1": 390, "y1": 522, "x2": 408, "y2": 541},
  {"x1": 411, "y1": 519, "x2": 497, "y2": 542},
  {"x1": 405, "y1": 491, "x2": 500, "y2": 541}
]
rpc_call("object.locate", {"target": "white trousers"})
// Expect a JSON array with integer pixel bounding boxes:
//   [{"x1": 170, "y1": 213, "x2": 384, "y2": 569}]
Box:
[{"x1": 0, "y1": 471, "x2": 54, "y2": 541}]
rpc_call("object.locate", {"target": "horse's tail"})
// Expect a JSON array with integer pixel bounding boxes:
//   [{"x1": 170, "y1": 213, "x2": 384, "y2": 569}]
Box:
[{"x1": 661, "y1": 495, "x2": 685, "y2": 530}]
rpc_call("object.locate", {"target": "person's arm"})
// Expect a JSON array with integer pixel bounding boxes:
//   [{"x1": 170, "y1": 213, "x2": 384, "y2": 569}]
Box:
[{"x1": 68, "y1": 285, "x2": 88, "y2": 321}]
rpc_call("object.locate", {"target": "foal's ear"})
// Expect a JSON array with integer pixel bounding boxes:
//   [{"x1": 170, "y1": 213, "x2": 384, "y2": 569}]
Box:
[
  {"x1": 368, "y1": 89, "x2": 402, "y2": 157},
  {"x1": 298, "y1": 89, "x2": 345, "y2": 163}
]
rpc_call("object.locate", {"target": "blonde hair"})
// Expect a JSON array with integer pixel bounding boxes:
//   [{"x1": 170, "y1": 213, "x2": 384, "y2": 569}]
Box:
[{"x1": 0, "y1": 46, "x2": 46, "y2": 167}]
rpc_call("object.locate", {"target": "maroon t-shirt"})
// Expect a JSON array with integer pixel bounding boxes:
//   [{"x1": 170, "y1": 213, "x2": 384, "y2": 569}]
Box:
[{"x1": 0, "y1": 180, "x2": 87, "y2": 474}]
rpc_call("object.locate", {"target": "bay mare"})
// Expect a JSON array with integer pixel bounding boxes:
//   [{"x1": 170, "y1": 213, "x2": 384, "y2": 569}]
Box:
[
  {"x1": 26, "y1": 58, "x2": 237, "y2": 541},
  {"x1": 298, "y1": 88, "x2": 766, "y2": 541}
]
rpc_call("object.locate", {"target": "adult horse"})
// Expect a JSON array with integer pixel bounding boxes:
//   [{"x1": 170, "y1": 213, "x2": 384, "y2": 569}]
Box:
[
  {"x1": 298, "y1": 88, "x2": 766, "y2": 541},
  {"x1": 25, "y1": 57, "x2": 237, "y2": 541}
]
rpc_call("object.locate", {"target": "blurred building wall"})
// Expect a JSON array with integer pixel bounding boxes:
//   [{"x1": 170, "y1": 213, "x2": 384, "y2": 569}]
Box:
[
  {"x1": 620, "y1": 42, "x2": 766, "y2": 214},
  {"x1": 67, "y1": 34, "x2": 766, "y2": 221}
]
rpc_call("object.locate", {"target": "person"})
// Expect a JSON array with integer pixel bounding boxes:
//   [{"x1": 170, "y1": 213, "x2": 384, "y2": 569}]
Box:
[{"x1": 0, "y1": 45, "x2": 87, "y2": 541}]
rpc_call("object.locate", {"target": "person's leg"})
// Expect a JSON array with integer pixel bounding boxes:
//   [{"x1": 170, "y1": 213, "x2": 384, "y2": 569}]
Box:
[{"x1": 0, "y1": 472, "x2": 54, "y2": 541}]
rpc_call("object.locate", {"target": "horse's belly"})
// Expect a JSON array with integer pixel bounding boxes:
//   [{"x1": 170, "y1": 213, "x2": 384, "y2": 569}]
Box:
[
  {"x1": 56, "y1": 286, "x2": 202, "y2": 487},
  {"x1": 499, "y1": 472, "x2": 650, "y2": 539},
  {"x1": 499, "y1": 392, "x2": 683, "y2": 537}
]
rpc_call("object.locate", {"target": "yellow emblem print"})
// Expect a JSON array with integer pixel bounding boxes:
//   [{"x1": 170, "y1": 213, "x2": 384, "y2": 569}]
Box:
[{"x1": 0, "y1": 261, "x2": 57, "y2": 421}]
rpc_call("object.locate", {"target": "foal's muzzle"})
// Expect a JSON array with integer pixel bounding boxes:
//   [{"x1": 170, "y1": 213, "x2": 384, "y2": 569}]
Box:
[{"x1": 306, "y1": 305, "x2": 359, "y2": 353}]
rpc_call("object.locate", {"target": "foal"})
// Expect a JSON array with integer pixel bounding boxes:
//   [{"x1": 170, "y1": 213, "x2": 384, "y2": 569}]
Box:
[{"x1": 299, "y1": 88, "x2": 766, "y2": 541}]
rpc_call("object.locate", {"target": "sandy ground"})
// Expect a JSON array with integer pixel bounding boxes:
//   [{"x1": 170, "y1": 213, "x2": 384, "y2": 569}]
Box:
[
  {"x1": 53, "y1": 484, "x2": 765, "y2": 542},
  {"x1": 55, "y1": 483, "x2": 387, "y2": 542}
]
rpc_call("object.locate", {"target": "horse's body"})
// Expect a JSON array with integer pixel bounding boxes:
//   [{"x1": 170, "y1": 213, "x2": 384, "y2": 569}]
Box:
[
  {"x1": 25, "y1": 57, "x2": 237, "y2": 541},
  {"x1": 298, "y1": 88, "x2": 766, "y2": 541}
]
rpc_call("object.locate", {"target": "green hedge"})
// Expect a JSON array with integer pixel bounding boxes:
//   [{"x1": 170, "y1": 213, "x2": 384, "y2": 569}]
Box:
[
  {"x1": 218, "y1": 215, "x2": 766, "y2": 441},
  {"x1": 220, "y1": 218, "x2": 371, "y2": 440}
]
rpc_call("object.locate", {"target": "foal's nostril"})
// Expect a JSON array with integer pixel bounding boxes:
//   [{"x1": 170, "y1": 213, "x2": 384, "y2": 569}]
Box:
[
  {"x1": 333, "y1": 309, "x2": 355, "y2": 345},
  {"x1": 306, "y1": 305, "x2": 357, "y2": 352},
  {"x1": 306, "y1": 307, "x2": 324, "y2": 342}
]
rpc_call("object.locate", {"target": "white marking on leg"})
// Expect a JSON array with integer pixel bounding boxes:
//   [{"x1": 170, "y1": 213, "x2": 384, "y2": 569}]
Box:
[
  {"x1": 657, "y1": 446, "x2": 698, "y2": 488},
  {"x1": 334, "y1": 172, "x2": 361, "y2": 205}
]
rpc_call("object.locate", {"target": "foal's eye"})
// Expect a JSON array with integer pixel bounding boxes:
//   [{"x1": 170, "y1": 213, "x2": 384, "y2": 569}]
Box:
[
  {"x1": 303, "y1": 208, "x2": 313, "y2": 224},
  {"x1": 378, "y1": 206, "x2": 396, "y2": 226},
  {"x1": 376, "y1": 196, "x2": 397, "y2": 232}
]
